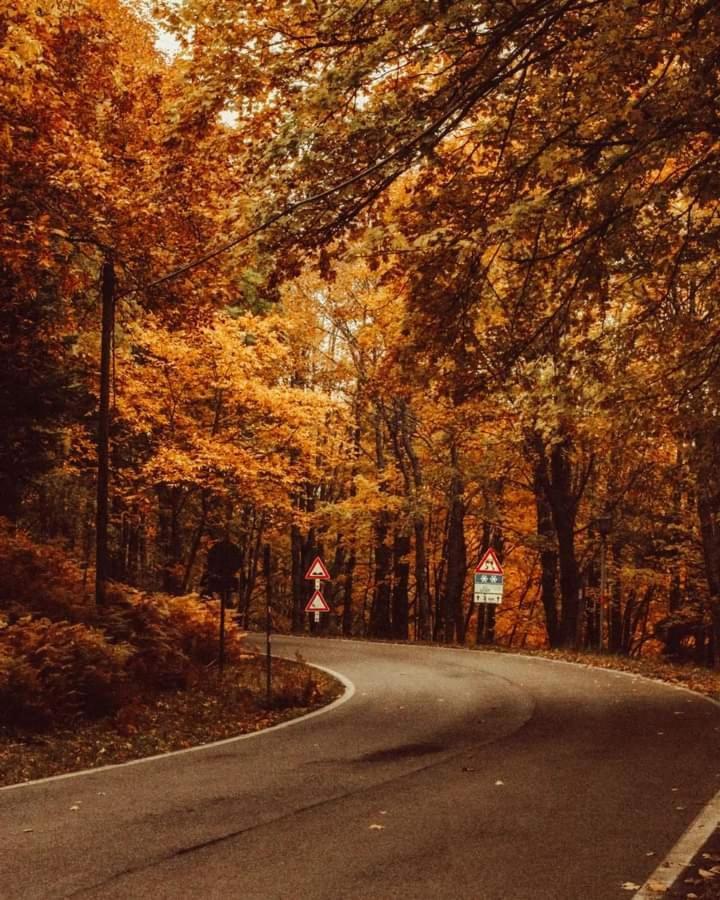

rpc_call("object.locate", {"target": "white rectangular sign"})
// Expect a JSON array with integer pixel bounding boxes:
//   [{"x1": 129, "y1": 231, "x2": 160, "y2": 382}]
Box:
[
  {"x1": 474, "y1": 590, "x2": 502, "y2": 605},
  {"x1": 474, "y1": 573, "x2": 503, "y2": 605}
]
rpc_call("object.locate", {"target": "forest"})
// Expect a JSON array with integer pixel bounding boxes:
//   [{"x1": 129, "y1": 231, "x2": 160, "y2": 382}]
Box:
[{"x1": 2, "y1": 0, "x2": 719, "y2": 673}]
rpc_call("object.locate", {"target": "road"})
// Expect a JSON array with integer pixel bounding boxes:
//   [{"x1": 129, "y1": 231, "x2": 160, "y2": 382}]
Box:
[{"x1": 2, "y1": 637, "x2": 719, "y2": 899}]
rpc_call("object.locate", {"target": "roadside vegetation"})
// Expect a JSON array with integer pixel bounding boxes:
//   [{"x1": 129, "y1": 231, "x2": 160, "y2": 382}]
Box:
[
  {"x1": 3, "y1": 0, "x2": 720, "y2": 668},
  {"x1": 0, "y1": 525, "x2": 340, "y2": 787}
]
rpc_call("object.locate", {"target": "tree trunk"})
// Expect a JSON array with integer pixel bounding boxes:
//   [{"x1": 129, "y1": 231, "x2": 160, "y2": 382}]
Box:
[
  {"x1": 369, "y1": 514, "x2": 393, "y2": 638},
  {"x1": 157, "y1": 484, "x2": 185, "y2": 594},
  {"x1": 241, "y1": 518, "x2": 264, "y2": 628},
  {"x1": 534, "y1": 462, "x2": 562, "y2": 647},
  {"x1": 555, "y1": 516, "x2": 580, "y2": 647},
  {"x1": 534, "y1": 438, "x2": 581, "y2": 648},
  {"x1": 445, "y1": 456, "x2": 466, "y2": 644},
  {"x1": 697, "y1": 472, "x2": 720, "y2": 668},
  {"x1": 535, "y1": 472, "x2": 559, "y2": 647},
  {"x1": 95, "y1": 256, "x2": 115, "y2": 605},
  {"x1": 391, "y1": 532, "x2": 410, "y2": 640},
  {"x1": 382, "y1": 397, "x2": 430, "y2": 641},
  {"x1": 434, "y1": 511, "x2": 449, "y2": 641},
  {"x1": 609, "y1": 544, "x2": 623, "y2": 653},
  {"x1": 343, "y1": 544, "x2": 356, "y2": 636},
  {"x1": 290, "y1": 523, "x2": 305, "y2": 633},
  {"x1": 414, "y1": 518, "x2": 431, "y2": 641},
  {"x1": 182, "y1": 493, "x2": 209, "y2": 593},
  {"x1": 505, "y1": 568, "x2": 536, "y2": 649},
  {"x1": 369, "y1": 403, "x2": 392, "y2": 639}
]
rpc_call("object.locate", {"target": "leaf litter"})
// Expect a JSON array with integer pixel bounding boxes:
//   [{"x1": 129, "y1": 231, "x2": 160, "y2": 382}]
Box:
[{"x1": 0, "y1": 657, "x2": 341, "y2": 787}]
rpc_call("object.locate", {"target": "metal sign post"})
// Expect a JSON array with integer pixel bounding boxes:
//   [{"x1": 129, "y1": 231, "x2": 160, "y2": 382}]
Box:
[
  {"x1": 206, "y1": 539, "x2": 243, "y2": 675},
  {"x1": 473, "y1": 549, "x2": 504, "y2": 645}
]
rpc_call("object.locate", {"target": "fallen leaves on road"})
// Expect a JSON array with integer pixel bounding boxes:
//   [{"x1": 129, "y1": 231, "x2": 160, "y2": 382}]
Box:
[
  {"x1": 666, "y1": 841, "x2": 720, "y2": 900},
  {"x1": 699, "y1": 869, "x2": 720, "y2": 880}
]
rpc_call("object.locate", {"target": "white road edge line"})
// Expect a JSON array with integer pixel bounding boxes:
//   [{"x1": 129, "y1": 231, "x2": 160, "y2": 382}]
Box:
[
  {"x1": 633, "y1": 790, "x2": 720, "y2": 898},
  {"x1": 489, "y1": 642, "x2": 720, "y2": 896},
  {"x1": 0, "y1": 660, "x2": 355, "y2": 793}
]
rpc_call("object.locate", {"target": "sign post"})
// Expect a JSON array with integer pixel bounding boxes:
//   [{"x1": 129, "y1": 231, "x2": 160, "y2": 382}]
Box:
[
  {"x1": 263, "y1": 543, "x2": 272, "y2": 706},
  {"x1": 473, "y1": 548, "x2": 504, "y2": 604},
  {"x1": 304, "y1": 557, "x2": 331, "y2": 627},
  {"x1": 473, "y1": 572, "x2": 504, "y2": 604},
  {"x1": 305, "y1": 590, "x2": 331, "y2": 623},
  {"x1": 473, "y1": 549, "x2": 504, "y2": 644},
  {"x1": 206, "y1": 539, "x2": 243, "y2": 674}
]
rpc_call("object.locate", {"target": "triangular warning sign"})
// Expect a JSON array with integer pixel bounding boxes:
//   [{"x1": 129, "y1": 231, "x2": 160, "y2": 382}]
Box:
[
  {"x1": 475, "y1": 548, "x2": 503, "y2": 575},
  {"x1": 304, "y1": 556, "x2": 331, "y2": 580},
  {"x1": 305, "y1": 590, "x2": 330, "y2": 613}
]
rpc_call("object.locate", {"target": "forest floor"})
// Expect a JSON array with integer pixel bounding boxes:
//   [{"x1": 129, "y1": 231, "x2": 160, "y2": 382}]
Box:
[{"x1": 0, "y1": 654, "x2": 342, "y2": 788}]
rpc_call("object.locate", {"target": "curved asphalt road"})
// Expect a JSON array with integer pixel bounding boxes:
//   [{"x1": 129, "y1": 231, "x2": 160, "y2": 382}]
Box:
[{"x1": 2, "y1": 637, "x2": 719, "y2": 899}]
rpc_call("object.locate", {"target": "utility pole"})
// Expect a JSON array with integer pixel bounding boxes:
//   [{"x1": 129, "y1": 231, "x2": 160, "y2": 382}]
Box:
[{"x1": 95, "y1": 255, "x2": 115, "y2": 606}]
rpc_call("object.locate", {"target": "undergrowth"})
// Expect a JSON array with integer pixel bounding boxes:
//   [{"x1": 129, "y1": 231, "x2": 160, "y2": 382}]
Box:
[{"x1": 0, "y1": 521, "x2": 322, "y2": 734}]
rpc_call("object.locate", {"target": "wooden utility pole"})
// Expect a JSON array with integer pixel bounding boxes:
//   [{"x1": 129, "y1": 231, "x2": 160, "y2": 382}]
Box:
[{"x1": 95, "y1": 255, "x2": 115, "y2": 606}]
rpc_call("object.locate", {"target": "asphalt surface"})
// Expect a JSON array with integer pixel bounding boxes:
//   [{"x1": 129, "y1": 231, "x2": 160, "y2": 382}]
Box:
[{"x1": 2, "y1": 637, "x2": 720, "y2": 900}]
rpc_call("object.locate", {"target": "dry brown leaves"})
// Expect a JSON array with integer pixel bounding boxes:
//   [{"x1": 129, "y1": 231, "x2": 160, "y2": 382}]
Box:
[
  {"x1": 0, "y1": 657, "x2": 341, "y2": 788},
  {"x1": 529, "y1": 650, "x2": 720, "y2": 701}
]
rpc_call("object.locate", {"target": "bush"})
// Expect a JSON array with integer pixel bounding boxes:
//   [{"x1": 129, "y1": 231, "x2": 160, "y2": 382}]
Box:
[
  {"x1": 162, "y1": 594, "x2": 248, "y2": 667},
  {"x1": 0, "y1": 519, "x2": 91, "y2": 623},
  {"x1": 0, "y1": 618, "x2": 130, "y2": 728},
  {"x1": 0, "y1": 647, "x2": 44, "y2": 729},
  {"x1": 98, "y1": 590, "x2": 249, "y2": 689},
  {"x1": 0, "y1": 525, "x2": 253, "y2": 730},
  {"x1": 269, "y1": 655, "x2": 321, "y2": 709}
]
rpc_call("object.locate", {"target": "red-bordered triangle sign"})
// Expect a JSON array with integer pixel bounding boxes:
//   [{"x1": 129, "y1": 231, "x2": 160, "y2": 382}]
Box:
[
  {"x1": 475, "y1": 548, "x2": 503, "y2": 575},
  {"x1": 304, "y1": 556, "x2": 331, "y2": 580},
  {"x1": 305, "y1": 590, "x2": 330, "y2": 613}
]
